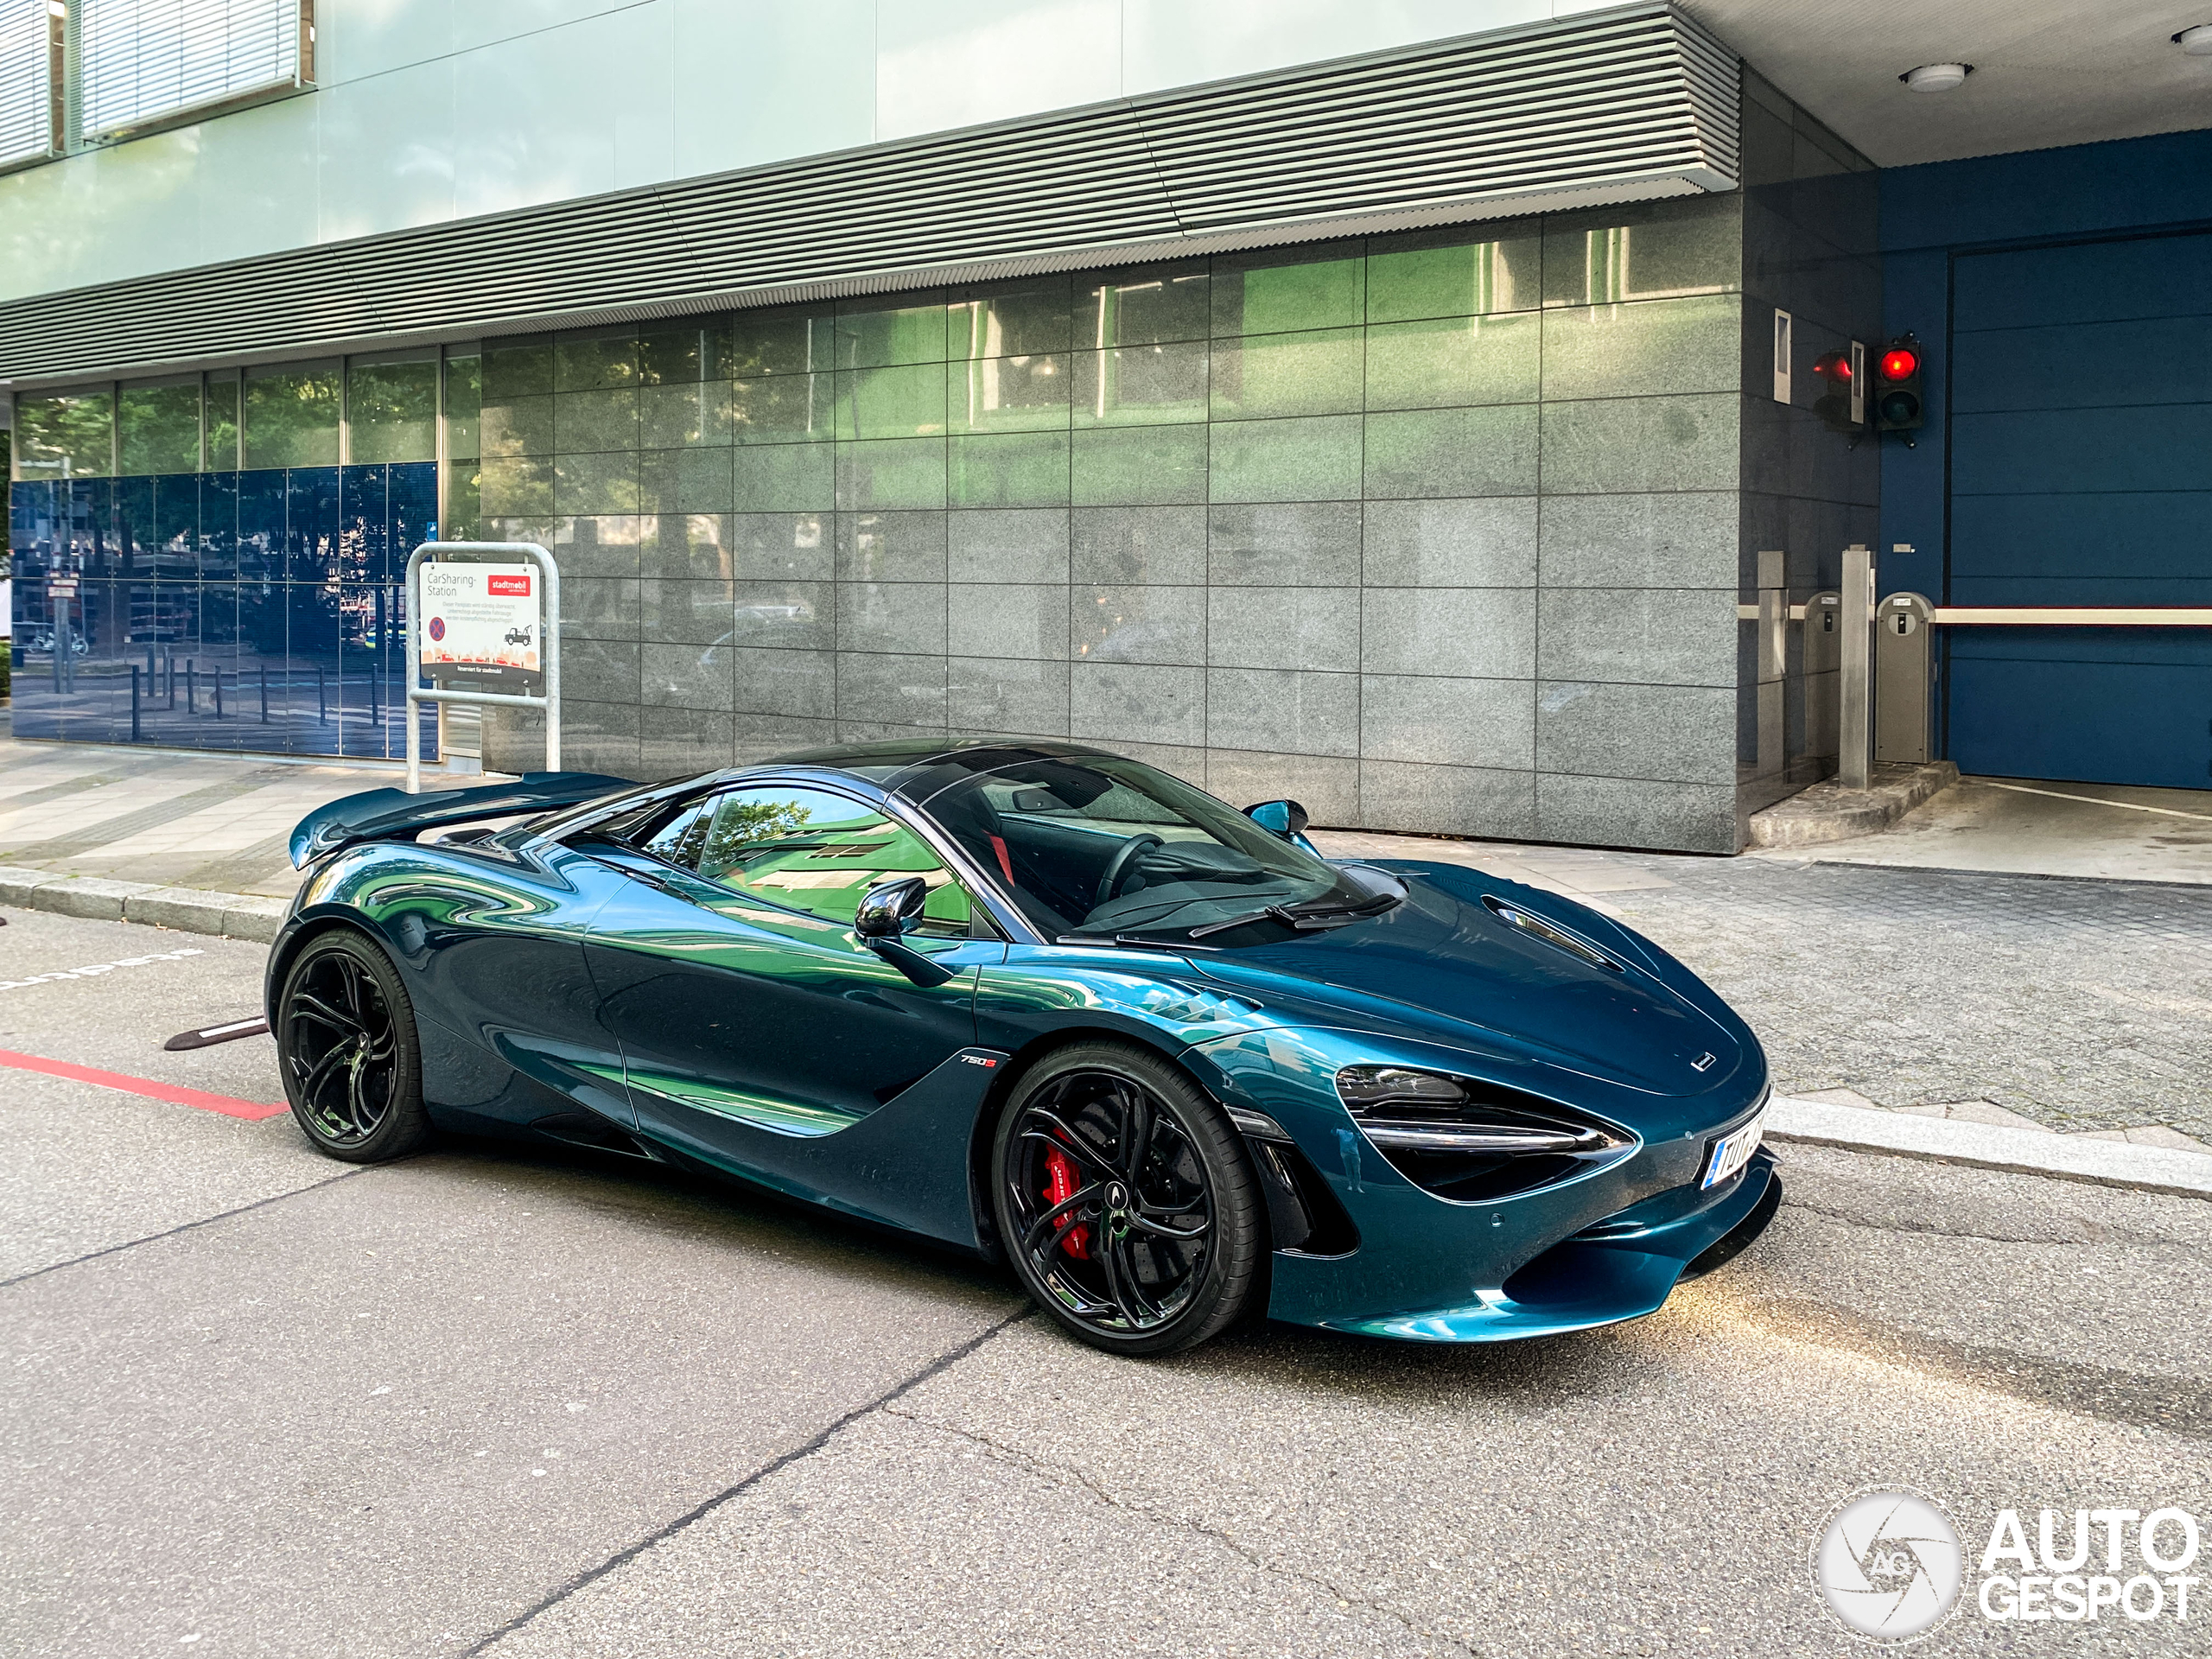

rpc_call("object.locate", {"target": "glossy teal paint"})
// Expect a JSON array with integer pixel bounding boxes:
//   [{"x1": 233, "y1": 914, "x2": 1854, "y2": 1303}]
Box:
[{"x1": 274, "y1": 739, "x2": 1777, "y2": 1344}]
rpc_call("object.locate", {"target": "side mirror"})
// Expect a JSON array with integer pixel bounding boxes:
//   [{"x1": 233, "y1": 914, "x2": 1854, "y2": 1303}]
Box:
[
  {"x1": 855, "y1": 874, "x2": 929, "y2": 940},
  {"x1": 1243, "y1": 798, "x2": 1310, "y2": 839}
]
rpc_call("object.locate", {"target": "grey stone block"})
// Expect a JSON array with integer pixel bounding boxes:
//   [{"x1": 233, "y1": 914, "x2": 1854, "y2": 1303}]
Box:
[
  {"x1": 1070, "y1": 662, "x2": 1205, "y2": 748},
  {"x1": 836, "y1": 652, "x2": 948, "y2": 727},
  {"x1": 837, "y1": 582, "x2": 947, "y2": 656},
  {"x1": 124, "y1": 886, "x2": 241, "y2": 937},
  {"x1": 1365, "y1": 404, "x2": 1541, "y2": 500},
  {"x1": 1360, "y1": 674, "x2": 1534, "y2": 769},
  {"x1": 1540, "y1": 193, "x2": 1741, "y2": 308},
  {"x1": 1361, "y1": 498, "x2": 1536, "y2": 587},
  {"x1": 1360, "y1": 588, "x2": 1535, "y2": 679},
  {"x1": 728, "y1": 580, "x2": 831, "y2": 651},
  {"x1": 1069, "y1": 506, "x2": 1207, "y2": 584},
  {"x1": 1208, "y1": 502, "x2": 1361, "y2": 586},
  {"x1": 1539, "y1": 393, "x2": 1740, "y2": 495},
  {"x1": 1205, "y1": 668, "x2": 1358, "y2": 757},
  {"x1": 734, "y1": 711, "x2": 834, "y2": 764},
  {"x1": 639, "y1": 704, "x2": 735, "y2": 774},
  {"x1": 1537, "y1": 492, "x2": 1738, "y2": 589},
  {"x1": 563, "y1": 576, "x2": 641, "y2": 641},
  {"x1": 1358, "y1": 760, "x2": 1535, "y2": 838},
  {"x1": 1074, "y1": 586, "x2": 1206, "y2": 665},
  {"x1": 0, "y1": 866, "x2": 63, "y2": 908},
  {"x1": 947, "y1": 508, "x2": 1071, "y2": 583},
  {"x1": 33, "y1": 876, "x2": 158, "y2": 922},
  {"x1": 947, "y1": 657, "x2": 1071, "y2": 736},
  {"x1": 1207, "y1": 588, "x2": 1360, "y2": 672},
  {"x1": 1536, "y1": 589, "x2": 1737, "y2": 688},
  {"x1": 551, "y1": 516, "x2": 645, "y2": 578},
  {"x1": 729, "y1": 512, "x2": 833, "y2": 581},
  {"x1": 640, "y1": 577, "x2": 737, "y2": 646},
  {"x1": 641, "y1": 642, "x2": 735, "y2": 710},
  {"x1": 733, "y1": 646, "x2": 836, "y2": 720},
  {"x1": 1535, "y1": 681, "x2": 1736, "y2": 785},
  {"x1": 948, "y1": 583, "x2": 1069, "y2": 661},
  {"x1": 220, "y1": 895, "x2": 293, "y2": 944},
  {"x1": 1205, "y1": 749, "x2": 1359, "y2": 823},
  {"x1": 942, "y1": 506, "x2": 1071, "y2": 583},
  {"x1": 1541, "y1": 294, "x2": 1743, "y2": 402},
  {"x1": 563, "y1": 638, "x2": 643, "y2": 704},
  {"x1": 836, "y1": 511, "x2": 947, "y2": 582},
  {"x1": 1535, "y1": 773, "x2": 1737, "y2": 854}
]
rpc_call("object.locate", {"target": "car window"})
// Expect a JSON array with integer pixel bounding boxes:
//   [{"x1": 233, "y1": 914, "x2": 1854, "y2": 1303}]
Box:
[
  {"x1": 913, "y1": 754, "x2": 1363, "y2": 941},
  {"x1": 643, "y1": 784, "x2": 973, "y2": 938}
]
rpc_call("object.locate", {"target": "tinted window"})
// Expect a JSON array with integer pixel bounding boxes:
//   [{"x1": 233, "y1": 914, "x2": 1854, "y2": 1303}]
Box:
[
  {"x1": 913, "y1": 755, "x2": 1362, "y2": 941},
  {"x1": 644, "y1": 784, "x2": 973, "y2": 938}
]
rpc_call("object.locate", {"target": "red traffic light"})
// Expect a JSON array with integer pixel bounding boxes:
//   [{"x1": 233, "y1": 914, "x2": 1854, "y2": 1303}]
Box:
[
  {"x1": 1879, "y1": 347, "x2": 1919, "y2": 382},
  {"x1": 1812, "y1": 351, "x2": 1853, "y2": 383}
]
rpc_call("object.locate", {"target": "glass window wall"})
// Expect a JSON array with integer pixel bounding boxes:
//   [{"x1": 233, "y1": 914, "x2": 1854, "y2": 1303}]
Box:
[
  {"x1": 118, "y1": 376, "x2": 203, "y2": 474},
  {"x1": 243, "y1": 359, "x2": 341, "y2": 469}
]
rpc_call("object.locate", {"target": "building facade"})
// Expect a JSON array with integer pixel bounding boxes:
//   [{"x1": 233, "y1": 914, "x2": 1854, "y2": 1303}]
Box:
[{"x1": 3, "y1": 2, "x2": 2204, "y2": 848}]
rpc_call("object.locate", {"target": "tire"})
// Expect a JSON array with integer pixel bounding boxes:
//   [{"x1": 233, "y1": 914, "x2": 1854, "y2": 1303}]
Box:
[
  {"x1": 991, "y1": 1040, "x2": 1264, "y2": 1357},
  {"x1": 276, "y1": 929, "x2": 430, "y2": 1164}
]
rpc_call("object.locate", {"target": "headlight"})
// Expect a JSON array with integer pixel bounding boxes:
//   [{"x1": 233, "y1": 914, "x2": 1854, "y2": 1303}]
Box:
[{"x1": 1334, "y1": 1064, "x2": 1632, "y2": 1202}]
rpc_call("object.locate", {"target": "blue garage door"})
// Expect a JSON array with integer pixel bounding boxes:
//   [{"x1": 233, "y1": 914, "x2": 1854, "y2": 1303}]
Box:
[{"x1": 1947, "y1": 232, "x2": 2212, "y2": 787}]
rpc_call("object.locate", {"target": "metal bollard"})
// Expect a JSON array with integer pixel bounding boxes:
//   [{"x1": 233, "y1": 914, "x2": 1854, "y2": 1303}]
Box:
[
  {"x1": 214, "y1": 669, "x2": 225, "y2": 719},
  {"x1": 188, "y1": 661, "x2": 197, "y2": 714},
  {"x1": 131, "y1": 664, "x2": 142, "y2": 741},
  {"x1": 317, "y1": 664, "x2": 327, "y2": 722},
  {"x1": 260, "y1": 665, "x2": 270, "y2": 722},
  {"x1": 1838, "y1": 545, "x2": 1874, "y2": 791}
]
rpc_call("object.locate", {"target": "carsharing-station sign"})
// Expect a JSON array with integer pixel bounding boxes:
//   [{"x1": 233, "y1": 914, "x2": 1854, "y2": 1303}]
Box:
[{"x1": 420, "y1": 563, "x2": 542, "y2": 691}]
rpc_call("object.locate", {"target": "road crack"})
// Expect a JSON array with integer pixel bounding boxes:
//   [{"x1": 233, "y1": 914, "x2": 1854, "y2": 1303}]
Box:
[
  {"x1": 466, "y1": 1310, "x2": 1031, "y2": 1656},
  {"x1": 886, "y1": 1407, "x2": 1478, "y2": 1658}
]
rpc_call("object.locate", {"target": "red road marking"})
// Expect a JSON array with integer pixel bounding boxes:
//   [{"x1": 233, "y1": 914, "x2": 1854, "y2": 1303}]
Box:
[{"x1": 0, "y1": 1048, "x2": 289, "y2": 1121}]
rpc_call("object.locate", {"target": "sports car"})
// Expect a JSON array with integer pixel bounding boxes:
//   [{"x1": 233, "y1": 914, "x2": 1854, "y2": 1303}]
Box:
[{"x1": 271, "y1": 739, "x2": 1779, "y2": 1356}]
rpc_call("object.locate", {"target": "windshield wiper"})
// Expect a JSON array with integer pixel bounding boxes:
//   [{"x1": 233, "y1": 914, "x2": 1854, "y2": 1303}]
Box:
[
  {"x1": 1055, "y1": 932, "x2": 1223, "y2": 952},
  {"x1": 1185, "y1": 888, "x2": 1399, "y2": 940}
]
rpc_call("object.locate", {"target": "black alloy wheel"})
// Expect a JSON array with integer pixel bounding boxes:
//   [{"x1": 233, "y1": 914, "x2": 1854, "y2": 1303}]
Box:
[
  {"x1": 992, "y1": 1041, "x2": 1263, "y2": 1356},
  {"x1": 277, "y1": 931, "x2": 429, "y2": 1163}
]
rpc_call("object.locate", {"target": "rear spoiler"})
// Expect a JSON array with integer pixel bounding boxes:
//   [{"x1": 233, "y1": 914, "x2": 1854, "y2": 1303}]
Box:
[{"x1": 289, "y1": 772, "x2": 636, "y2": 868}]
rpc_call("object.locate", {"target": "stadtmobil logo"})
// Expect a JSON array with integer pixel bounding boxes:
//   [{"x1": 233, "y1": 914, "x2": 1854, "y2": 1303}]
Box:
[
  {"x1": 487, "y1": 573, "x2": 531, "y2": 596},
  {"x1": 1813, "y1": 1491, "x2": 2203, "y2": 1640}
]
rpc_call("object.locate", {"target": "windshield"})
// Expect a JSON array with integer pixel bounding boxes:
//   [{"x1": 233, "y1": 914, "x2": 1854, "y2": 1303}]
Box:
[{"x1": 910, "y1": 753, "x2": 1373, "y2": 942}]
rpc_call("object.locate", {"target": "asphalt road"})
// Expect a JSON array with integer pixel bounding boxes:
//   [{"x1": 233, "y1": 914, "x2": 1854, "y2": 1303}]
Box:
[{"x1": 3, "y1": 906, "x2": 2208, "y2": 1658}]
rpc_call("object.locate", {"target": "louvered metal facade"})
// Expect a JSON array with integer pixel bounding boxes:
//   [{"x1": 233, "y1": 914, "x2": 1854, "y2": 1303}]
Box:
[
  {"x1": 0, "y1": 3, "x2": 1739, "y2": 387},
  {"x1": 0, "y1": 0, "x2": 61, "y2": 174}
]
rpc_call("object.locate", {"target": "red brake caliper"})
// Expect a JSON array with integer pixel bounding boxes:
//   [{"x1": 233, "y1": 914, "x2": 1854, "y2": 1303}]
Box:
[{"x1": 1043, "y1": 1146, "x2": 1090, "y2": 1260}]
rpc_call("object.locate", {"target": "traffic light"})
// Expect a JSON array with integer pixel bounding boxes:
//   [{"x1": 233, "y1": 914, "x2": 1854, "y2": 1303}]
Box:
[
  {"x1": 1811, "y1": 343, "x2": 1865, "y2": 434},
  {"x1": 1875, "y1": 334, "x2": 1924, "y2": 434}
]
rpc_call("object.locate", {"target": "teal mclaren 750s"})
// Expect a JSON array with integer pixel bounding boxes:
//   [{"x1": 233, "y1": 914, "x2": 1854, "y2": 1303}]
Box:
[{"x1": 271, "y1": 738, "x2": 1778, "y2": 1357}]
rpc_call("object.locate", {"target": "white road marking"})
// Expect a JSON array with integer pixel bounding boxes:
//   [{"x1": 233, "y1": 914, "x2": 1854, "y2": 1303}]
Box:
[{"x1": 0, "y1": 947, "x2": 206, "y2": 992}]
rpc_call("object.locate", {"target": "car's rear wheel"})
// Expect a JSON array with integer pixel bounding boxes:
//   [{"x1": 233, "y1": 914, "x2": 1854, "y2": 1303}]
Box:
[
  {"x1": 276, "y1": 930, "x2": 429, "y2": 1163},
  {"x1": 991, "y1": 1041, "x2": 1263, "y2": 1356}
]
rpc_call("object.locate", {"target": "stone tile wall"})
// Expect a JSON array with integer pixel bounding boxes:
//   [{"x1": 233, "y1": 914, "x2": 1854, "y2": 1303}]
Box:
[{"x1": 475, "y1": 194, "x2": 1755, "y2": 851}]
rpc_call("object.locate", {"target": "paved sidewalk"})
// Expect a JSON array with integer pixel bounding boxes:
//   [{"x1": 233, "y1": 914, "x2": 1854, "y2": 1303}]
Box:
[{"x1": 0, "y1": 736, "x2": 461, "y2": 899}]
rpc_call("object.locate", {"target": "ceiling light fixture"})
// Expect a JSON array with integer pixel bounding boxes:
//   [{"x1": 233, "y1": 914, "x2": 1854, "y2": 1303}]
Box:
[
  {"x1": 1900, "y1": 62, "x2": 1973, "y2": 92},
  {"x1": 2175, "y1": 24, "x2": 2212, "y2": 54}
]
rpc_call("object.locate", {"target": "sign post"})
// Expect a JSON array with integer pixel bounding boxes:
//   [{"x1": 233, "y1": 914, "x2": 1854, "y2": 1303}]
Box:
[{"x1": 404, "y1": 542, "x2": 560, "y2": 794}]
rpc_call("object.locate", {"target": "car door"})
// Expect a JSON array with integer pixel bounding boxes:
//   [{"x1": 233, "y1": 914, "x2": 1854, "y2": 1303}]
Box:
[{"x1": 575, "y1": 779, "x2": 1001, "y2": 1167}]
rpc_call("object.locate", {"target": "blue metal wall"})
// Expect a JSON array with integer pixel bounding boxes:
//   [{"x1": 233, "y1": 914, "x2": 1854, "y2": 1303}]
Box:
[{"x1": 1882, "y1": 129, "x2": 2212, "y2": 789}]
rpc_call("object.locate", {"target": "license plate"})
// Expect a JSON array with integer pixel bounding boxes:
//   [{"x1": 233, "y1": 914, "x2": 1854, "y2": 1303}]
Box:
[{"x1": 1700, "y1": 1106, "x2": 1767, "y2": 1190}]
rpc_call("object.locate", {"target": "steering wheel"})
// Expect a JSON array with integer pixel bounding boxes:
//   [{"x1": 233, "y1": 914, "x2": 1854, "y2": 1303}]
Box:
[{"x1": 1094, "y1": 833, "x2": 1165, "y2": 908}]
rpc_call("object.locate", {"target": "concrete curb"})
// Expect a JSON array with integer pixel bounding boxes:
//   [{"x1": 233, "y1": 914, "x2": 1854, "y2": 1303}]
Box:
[
  {"x1": 1747, "y1": 761, "x2": 1959, "y2": 849},
  {"x1": 0, "y1": 865, "x2": 289, "y2": 944},
  {"x1": 1770, "y1": 1096, "x2": 2212, "y2": 1201}
]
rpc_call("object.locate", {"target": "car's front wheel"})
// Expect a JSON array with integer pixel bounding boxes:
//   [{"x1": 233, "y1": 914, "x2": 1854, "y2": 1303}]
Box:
[
  {"x1": 276, "y1": 930, "x2": 430, "y2": 1163},
  {"x1": 991, "y1": 1041, "x2": 1263, "y2": 1356}
]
